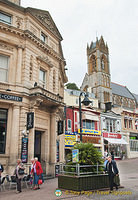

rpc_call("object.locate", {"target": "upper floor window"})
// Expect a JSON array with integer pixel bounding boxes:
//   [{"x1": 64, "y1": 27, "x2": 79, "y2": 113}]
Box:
[
  {"x1": 0, "y1": 55, "x2": 9, "y2": 82},
  {"x1": 83, "y1": 120, "x2": 95, "y2": 130},
  {"x1": 0, "y1": 12, "x2": 11, "y2": 25},
  {"x1": 135, "y1": 120, "x2": 138, "y2": 130},
  {"x1": 41, "y1": 32, "x2": 47, "y2": 43},
  {"x1": 129, "y1": 120, "x2": 132, "y2": 129},
  {"x1": 39, "y1": 69, "x2": 46, "y2": 87},
  {"x1": 124, "y1": 119, "x2": 128, "y2": 128},
  {"x1": 106, "y1": 119, "x2": 116, "y2": 132},
  {"x1": 67, "y1": 119, "x2": 72, "y2": 131}
]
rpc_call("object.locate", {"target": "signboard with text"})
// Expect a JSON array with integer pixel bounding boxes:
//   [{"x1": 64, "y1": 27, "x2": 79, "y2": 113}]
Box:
[
  {"x1": 103, "y1": 132, "x2": 121, "y2": 139},
  {"x1": 78, "y1": 129, "x2": 101, "y2": 136},
  {"x1": 27, "y1": 112, "x2": 34, "y2": 130},
  {"x1": 21, "y1": 138, "x2": 28, "y2": 163},
  {"x1": 0, "y1": 93, "x2": 22, "y2": 102}
]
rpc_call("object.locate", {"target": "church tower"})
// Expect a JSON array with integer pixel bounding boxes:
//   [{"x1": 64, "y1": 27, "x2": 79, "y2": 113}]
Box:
[{"x1": 81, "y1": 36, "x2": 112, "y2": 110}]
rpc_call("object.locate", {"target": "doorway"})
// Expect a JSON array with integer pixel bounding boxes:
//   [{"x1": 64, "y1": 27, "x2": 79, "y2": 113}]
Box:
[{"x1": 34, "y1": 131, "x2": 41, "y2": 162}]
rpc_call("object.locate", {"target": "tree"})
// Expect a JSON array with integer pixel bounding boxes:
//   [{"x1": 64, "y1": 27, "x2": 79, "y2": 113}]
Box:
[{"x1": 65, "y1": 83, "x2": 80, "y2": 90}]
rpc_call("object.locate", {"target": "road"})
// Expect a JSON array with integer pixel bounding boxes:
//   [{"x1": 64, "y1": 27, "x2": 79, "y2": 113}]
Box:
[{"x1": 0, "y1": 158, "x2": 138, "y2": 200}]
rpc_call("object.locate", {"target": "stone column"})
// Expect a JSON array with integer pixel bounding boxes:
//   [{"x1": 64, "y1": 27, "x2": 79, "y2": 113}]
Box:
[
  {"x1": 16, "y1": 46, "x2": 23, "y2": 83},
  {"x1": 49, "y1": 112, "x2": 56, "y2": 176},
  {"x1": 9, "y1": 105, "x2": 20, "y2": 169}
]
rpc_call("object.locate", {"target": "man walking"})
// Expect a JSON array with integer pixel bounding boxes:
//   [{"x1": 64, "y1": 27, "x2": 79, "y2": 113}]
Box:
[{"x1": 105, "y1": 155, "x2": 119, "y2": 192}]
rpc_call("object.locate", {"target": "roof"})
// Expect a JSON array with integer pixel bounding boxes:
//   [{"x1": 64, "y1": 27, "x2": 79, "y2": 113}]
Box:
[
  {"x1": 111, "y1": 82, "x2": 134, "y2": 100},
  {"x1": 133, "y1": 93, "x2": 138, "y2": 103}
]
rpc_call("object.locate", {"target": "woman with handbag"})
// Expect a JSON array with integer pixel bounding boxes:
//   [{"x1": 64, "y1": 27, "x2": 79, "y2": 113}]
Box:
[
  {"x1": 13, "y1": 159, "x2": 25, "y2": 193},
  {"x1": 31, "y1": 157, "x2": 43, "y2": 190}
]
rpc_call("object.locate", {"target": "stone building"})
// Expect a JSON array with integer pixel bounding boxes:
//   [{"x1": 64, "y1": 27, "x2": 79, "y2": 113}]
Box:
[
  {"x1": 80, "y1": 36, "x2": 138, "y2": 158},
  {"x1": 0, "y1": 0, "x2": 67, "y2": 176}
]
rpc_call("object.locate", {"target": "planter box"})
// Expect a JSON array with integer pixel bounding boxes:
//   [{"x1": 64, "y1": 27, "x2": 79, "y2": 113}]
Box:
[{"x1": 58, "y1": 174, "x2": 109, "y2": 191}]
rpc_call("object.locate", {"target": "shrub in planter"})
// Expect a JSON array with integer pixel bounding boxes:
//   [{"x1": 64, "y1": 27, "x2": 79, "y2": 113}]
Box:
[{"x1": 66, "y1": 143, "x2": 104, "y2": 174}]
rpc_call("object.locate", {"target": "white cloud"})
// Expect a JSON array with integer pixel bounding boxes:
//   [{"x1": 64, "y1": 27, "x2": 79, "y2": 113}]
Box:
[{"x1": 22, "y1": 0, "x2": 138, "y2": 93}]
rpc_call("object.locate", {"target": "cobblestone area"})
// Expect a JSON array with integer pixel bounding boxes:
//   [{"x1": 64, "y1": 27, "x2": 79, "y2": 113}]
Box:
[{"x1": 1, "y1": 158, "x2": 138, "y2": 200}]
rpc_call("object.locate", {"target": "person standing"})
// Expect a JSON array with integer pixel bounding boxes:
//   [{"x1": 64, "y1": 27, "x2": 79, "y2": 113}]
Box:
[
  {"x1": 31, "y1": 157, "x2": 43, "y2": 190},
  {"x1": 0, "y1": 163, "x2": 4, "y2": 185},
  {"x1": 105, "y1": 155, "x2": 119, "y2": 192},
  {"x1": 13, "y1": 159, "x2": 25, "y2": 193}
]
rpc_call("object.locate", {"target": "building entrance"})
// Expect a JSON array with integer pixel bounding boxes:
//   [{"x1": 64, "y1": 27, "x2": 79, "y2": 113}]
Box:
[{"x1": 34, "y1": 131, "x2": 41, "y2": 162}]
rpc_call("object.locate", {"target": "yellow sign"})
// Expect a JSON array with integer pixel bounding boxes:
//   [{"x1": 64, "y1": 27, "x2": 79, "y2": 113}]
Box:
[
  {"x1": 78, "y1": 129, "x2": 101, "y2": 136},
  {"x1": 65, "y1": 135, "x2": 76, "y2": 140}
]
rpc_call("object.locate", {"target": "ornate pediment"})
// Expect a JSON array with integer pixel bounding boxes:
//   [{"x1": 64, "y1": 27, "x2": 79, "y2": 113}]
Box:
[{"x1": 26, "y1": 8, "x2": 62, "y2": 40}]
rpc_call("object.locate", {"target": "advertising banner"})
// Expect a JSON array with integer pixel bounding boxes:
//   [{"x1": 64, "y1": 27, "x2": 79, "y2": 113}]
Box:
[
  {"x1": 72, "y1": 149, "x2": 79, "y2": 163},
  {"x1": 21, "y1": 137, "x2": 28, "y2": 163}
]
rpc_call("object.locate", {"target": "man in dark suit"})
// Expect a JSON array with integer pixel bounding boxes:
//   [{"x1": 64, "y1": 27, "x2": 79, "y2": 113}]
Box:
[{"x1": 105, "y1": 155, "x2": 119, "y2": 192}]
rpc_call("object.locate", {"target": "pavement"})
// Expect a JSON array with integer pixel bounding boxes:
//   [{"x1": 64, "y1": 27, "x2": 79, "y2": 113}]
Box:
[{"x1": 1, "y1": 158, "x2": 138, "y2": 200}]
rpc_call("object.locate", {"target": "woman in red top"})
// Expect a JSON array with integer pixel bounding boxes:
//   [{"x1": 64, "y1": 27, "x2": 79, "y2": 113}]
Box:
[{"x1": 31, "y1": 157, "x2": 43, "y2": 190}]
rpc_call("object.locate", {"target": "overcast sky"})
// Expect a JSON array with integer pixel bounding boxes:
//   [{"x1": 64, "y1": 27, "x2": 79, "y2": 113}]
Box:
[{"x1": 22, "y1": 0, "x2": 138, "y2": 94}]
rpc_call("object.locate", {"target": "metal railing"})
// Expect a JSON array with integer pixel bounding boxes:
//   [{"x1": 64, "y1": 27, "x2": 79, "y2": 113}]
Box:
[{"x1": 59, "y1": 163, "x2": 105, "y2": 176}]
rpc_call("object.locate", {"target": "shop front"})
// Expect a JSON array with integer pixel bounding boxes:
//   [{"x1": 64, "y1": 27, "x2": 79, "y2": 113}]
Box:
[{"x1": 103, "y1": 132, "x2": 128, "y2": 160}]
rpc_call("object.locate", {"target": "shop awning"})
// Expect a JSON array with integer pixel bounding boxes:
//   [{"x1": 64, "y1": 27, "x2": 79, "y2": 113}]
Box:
[
  {"x1": 82, "y1": 113, "x2": 99, "y2": 121},
  {"x1": 104, "y1": 138, "x2": 128, "y2": 144}
]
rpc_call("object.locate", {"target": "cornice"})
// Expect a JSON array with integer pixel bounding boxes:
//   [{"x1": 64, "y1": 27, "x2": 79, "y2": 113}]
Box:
[{"x1": 0, "y1": 23, "x2": 65, "y2": 62}]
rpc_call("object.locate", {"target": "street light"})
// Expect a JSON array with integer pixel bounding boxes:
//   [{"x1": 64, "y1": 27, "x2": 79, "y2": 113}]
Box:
[{"x1": 79, "y1": 92, "x2": 92, "y2": 142}]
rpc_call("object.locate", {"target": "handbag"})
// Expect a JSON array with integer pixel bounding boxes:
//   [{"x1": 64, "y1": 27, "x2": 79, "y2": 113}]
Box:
[
  {"x1": 114, "y1": 175, "x2": 120, "y2": 186},
  {"x1": 18, "y1": 168, "x2": 25, "y2": 175},
  {"x1": 38, "y1": 179, "x2": 42, "y2": 185}
]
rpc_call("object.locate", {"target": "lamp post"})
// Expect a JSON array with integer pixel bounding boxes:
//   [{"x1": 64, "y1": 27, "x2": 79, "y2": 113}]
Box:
[{"x1": 79, "y1": 92, "x2": 92, "y2": 142}]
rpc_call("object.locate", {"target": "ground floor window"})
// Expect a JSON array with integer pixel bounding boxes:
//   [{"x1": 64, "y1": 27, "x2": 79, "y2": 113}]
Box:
[
  {"x1": 130, "y1": 140, "x2": 138, "y2": 151},
  {"x1": 0, "y1": 109, "x2": 8, "y2": 154}
]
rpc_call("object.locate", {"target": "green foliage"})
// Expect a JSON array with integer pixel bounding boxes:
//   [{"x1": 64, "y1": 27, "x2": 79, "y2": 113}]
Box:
[
  {"x1": 65, "y1": 83, "x2": 80, "y2": 90},
  {"x1": 66, "y1": 143, "x2": 104, "y2": 174}
]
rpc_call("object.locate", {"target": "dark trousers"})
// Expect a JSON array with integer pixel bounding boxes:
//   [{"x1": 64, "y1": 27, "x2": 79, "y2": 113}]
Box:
[
  {"x1": 16, "y1": 176, "x2": 21, "y2": 192},
  {"x1": 109, "y1": 173, "x2": 118, "y2": 191}
]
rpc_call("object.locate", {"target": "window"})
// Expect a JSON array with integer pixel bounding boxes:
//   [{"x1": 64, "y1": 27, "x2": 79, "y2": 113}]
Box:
[
  {"x1": 0, "y1": 109, "x2": 8, "y2": 154},
  {"x1": 124, "y1": 119, "x2": 128, "y2": 128},
  {"x1": 41, "y1": 32, "x2": 47, "y2": 43},
  {"x1": 135, "y1": 120, "x2": 138, "y2": 130},
  {"x1": 106, "y1": 119, "x2": 116, "y2": 132},
  {"x1": 0, "y1": 12, "x2": 11, "y2": 25},
  {"x1": 0, "y1": 55, "x2": 9, "y2": 82},
  {"x1": 83, "y1": 120, "x2": 95, "y2": 130},
  {"x1": 39, "y1": 69, "x2": 46, "y2": 86},
  {"x1": 130, "y1": 140, "x2": 138, "y2": 151},
  {"x1": 67, "y1": 119, "x2": 72, "y2": 131},
  {"x1": 129, "y1": 120, "x2": 132, "y2": 129}
]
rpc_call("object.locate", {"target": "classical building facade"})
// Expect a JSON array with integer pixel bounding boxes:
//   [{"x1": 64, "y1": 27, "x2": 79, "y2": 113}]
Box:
[{"x1": 0, "y1": 0, "x2": 67, "y2": 176}]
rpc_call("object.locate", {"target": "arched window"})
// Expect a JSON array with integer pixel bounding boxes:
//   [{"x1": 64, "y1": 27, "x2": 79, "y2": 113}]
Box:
[{"x1": 90, "y1": 55, "x2": 96, "y2": 73}]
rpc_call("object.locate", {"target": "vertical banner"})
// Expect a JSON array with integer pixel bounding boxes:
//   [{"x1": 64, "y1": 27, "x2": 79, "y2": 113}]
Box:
[
  {"x1": 21, "y1": 137, "x2": 28, "y2": 163},
  {"x1": 72, "y1": 149, "x2": 79, "y2": 163},
  {"x1": 27, "y1": 112, "x2": 34, "y2": 130}
]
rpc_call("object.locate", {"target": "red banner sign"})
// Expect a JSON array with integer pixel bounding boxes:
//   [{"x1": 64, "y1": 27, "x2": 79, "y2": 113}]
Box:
[{"x1": 103, "y1": 132, "x2": 121, "y2": 139}]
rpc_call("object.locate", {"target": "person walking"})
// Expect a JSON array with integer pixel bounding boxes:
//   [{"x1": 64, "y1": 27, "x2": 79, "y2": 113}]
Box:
[
  {"x1": 0, "y1": 163, "x2": 4, "y2": 185},
  {"x1": 105, "y1": 155, "x2": 119, "y2": 192},
  {"x1": 13, "y1": 159, "x2": 25, "y2": 193},
  {"x1": 31, "y1": 157, "x2": 43, "y2": 190}
]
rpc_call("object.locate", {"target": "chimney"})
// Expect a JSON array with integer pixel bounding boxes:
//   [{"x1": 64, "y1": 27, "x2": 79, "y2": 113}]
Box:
[{"x1": 8, "y1": 0, "x2": 21, "y2": 6}]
